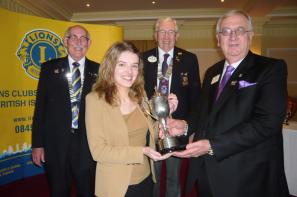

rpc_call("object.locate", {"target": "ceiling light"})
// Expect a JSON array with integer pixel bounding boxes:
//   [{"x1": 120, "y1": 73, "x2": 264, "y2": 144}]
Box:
[
  {"x1": 86, "y1": 3, "x2": 91, "y2": 7},
  {"x1": 152, "y1": 1, "x2": 156, "y2": 5},
  {"x1": 221, "y1": 0, "x2": 224, "y2": 2}
]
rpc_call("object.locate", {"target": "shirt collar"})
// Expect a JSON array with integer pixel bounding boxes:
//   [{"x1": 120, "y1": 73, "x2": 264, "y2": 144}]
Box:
[
  {"x1": 68, "y1": 56, "x2": 86, "y2": 69},
  {"x1": 158, "y1": 47, "x2": 174, "y2": 59},
  {"x1": 224, "y1": 57, "x2": 244, "y2": 70}
]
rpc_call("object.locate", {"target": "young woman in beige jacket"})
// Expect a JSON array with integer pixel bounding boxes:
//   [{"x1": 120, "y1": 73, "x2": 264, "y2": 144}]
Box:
[{"x1": 85, "y1": 41, "x2": 177, "y2": 197}]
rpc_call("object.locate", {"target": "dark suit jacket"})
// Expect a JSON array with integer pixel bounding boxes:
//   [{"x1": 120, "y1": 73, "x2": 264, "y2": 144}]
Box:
[
  {"x1": 32, "y1": 56, "x2": 99, "y2": 170},
  {"x1": 187, "y1": 51, "x2": 289, "y2": 197},
  {"x1": 143, "y1": 47, "x2": 201, "y2": 142}
]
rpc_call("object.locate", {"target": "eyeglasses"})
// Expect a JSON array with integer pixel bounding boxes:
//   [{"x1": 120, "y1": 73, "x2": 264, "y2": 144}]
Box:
[
  {"x1": 67, "y1": 35, "x2": 89, "y2": 43},
  {"x1": 218, "y1": 27, "x2": 251, "y2": 37},
  {"x1": 157, "y1": 30, "x2": 176, "y2": 36}
]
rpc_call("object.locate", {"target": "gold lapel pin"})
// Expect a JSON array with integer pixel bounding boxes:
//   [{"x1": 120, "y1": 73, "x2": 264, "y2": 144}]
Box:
[
  {"x1": 181, "y1": 72, "x2": 189, "y2": 86},
  {"x1": 231, "y1": 81, "x2": 237, "y2": 85}
]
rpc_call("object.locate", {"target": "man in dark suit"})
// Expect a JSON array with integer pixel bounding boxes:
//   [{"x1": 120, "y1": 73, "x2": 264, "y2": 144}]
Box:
[
  {"x1": 143, "y1": 17, "x2": 201, "y2": 197},
  {"x1": 32, "y1": 25, "x2": 99, "y2": 197},
  {"x1": 173, "y1": 10, "x2": 289, "y2": 197}
]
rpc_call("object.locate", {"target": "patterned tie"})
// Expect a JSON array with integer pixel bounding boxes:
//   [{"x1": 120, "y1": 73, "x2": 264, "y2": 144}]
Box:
[
  {"x1": 215, "y1": 65, "x2": 234, "y2": 101},
  {"x1": 159, "y1": 54, "x2": 170, "y2": 95},
  {"x1": 161, "y1": 53, "x2": 170, "y2": 75},
  {"x1": 71, "y1": 62, "x2": 82, "y2": 128},
  {"x1": 72, "y1": 62, "x2": 82, "y2": 101}
]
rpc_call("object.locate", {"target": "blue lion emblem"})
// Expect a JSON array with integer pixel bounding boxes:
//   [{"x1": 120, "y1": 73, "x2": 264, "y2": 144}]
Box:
[{"x1": 17, "y1": 29, "x2": 67, "y2": 80}]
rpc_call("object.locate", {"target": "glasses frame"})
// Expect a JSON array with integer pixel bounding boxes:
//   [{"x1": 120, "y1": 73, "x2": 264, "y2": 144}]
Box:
[
  {"x1": 218, "y1": 27, "x2": 252, "y2": 37},
  {"x1": 67, "y1": 35, "x2": 89, "y2": 43},
  {"x1": 156, "y1": 30, "x2": 177, "y2": 36}
]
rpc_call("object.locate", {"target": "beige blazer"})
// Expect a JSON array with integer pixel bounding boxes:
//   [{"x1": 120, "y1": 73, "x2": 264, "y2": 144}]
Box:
[{"x1": 85, "y1": 92, "x2": 157, "y2": 197}]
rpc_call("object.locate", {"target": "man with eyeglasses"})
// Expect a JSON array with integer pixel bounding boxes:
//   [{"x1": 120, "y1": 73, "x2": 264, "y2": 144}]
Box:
[
  {"x1": 32, "y1": 25, "x2": 99, "y2": 197},
  {"x1": 143, "y1": 17, "x2": 201, "y2": 197},
  {"x1": 171, "y1": 10, "x2": 289, "y2": 197}
]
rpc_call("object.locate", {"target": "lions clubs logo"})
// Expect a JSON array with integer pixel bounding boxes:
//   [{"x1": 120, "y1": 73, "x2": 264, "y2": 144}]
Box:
[{"x1": 17, "y1": 29, "x2": 66, "y2": 79}]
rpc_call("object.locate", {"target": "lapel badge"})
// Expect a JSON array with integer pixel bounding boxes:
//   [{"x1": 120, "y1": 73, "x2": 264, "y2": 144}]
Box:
[
  {"x1": 176, "y1": 52, "x2": 182, "y2": 62},
  {"x1": 89, "y1": 72, "x2": 98, "y2": 78},
  {"x1": 239, "y1": 74, "x2": 243, "y2": 78},
  {"x1": 54, "y1": 69, "x2": 59, "y2": 74},
  {"x1": 211, "y1": 74, "x2": 220, "y2": 85},
  {"x1": 231, "y1": 81, "x2": 237, "y2": 86},
  {"x1": 148, "y1": 55, "x2": 157, "y2": 63},
  {"x1": 181, "y1": 72, "x2": 189, "y2": 86}
]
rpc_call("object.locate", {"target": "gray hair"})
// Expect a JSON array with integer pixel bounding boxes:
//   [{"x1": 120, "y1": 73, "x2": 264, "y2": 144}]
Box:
[
  {"x1": 216, "y1": 10, "x2": 253, "y2": 34},
  {"x1": 64, "y1": 25, "x2": 91, "y2": 39},
  {"x1": 154, "y1": 17, "x2": 179, "y2": 32}
]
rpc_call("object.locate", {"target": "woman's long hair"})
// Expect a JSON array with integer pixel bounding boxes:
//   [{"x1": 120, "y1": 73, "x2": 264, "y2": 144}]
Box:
[{"x1": 92, "y1": 41, "x2": 145, "y2": 106}]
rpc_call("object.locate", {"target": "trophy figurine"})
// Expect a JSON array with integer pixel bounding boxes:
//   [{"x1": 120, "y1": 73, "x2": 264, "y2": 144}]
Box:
[{"x1": 143, "y1": 91, "x2": 185, "y2": 154}]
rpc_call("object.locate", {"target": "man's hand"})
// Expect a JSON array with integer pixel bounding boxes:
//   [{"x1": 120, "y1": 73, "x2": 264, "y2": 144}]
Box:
[
  {"x1": 168, "y1": 93, "x2": 178, "y2": 114},
  {"x1": 173, "y1": 139, "x2": 210, "y2": 158},
  {"x1": 167, "y1": 119, "x2": 187, "y2": 136},
  {"x1": 32, "y1": 147, "x2": 45, "y2": 167}
]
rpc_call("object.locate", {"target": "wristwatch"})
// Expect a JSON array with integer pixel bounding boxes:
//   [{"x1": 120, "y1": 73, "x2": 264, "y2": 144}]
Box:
[{"x1": 208, "y1": 143, "x2": 214, "y2": 156}]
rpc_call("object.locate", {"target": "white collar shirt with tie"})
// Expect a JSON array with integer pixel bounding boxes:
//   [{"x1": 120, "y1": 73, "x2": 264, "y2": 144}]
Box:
[
  {"x1": 220, "y1": 58, "x2": 244, "y2": 84},
  {"x1": 68, "y1": 56, "x2": 86, "y2": 83}
]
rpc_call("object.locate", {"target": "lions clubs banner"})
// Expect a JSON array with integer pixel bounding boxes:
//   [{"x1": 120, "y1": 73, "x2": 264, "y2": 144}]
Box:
[{"x1": 0, "y1": 8, "x2": 122, "y2": 185}]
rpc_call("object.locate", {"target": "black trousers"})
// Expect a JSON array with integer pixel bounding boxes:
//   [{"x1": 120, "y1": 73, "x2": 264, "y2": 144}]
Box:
[
  {"x1": 197, "y1": 162, "x2": 214, "y2": 197},
  {"x1": 153, "y1": 157, "x2": 182, "y2": 197},
  {"x1": 125, "y1": 175, "x2": 153, "y2": 197},
  {"x1": 45, "y1": 131, "x2": 95, "y2": 197}
]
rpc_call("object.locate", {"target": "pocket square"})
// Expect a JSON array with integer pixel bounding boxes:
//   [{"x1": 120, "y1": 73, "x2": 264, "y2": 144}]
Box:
[{"x1": 238, "y1": 80, "x2": 257, "y2": 89}]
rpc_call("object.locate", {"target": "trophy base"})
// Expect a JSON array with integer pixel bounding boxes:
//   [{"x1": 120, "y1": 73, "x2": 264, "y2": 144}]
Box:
[
  {"x1": 159, "y1": 144, "x2": 186, "y2": 155},
  {"x1": 157, "y1": 137, "x2": 186, "y2": 155}
]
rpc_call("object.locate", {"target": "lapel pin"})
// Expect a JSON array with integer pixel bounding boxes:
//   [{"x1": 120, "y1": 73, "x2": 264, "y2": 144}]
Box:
[
  {"x1": 181, "y1": 72, "x2": 189, "y2": 86},
  {"x1": 54, "y1": 69, "x2": 59, "y2": 74},
  {"x1": 211, "y1": 74, "x2": 220, "y2": 85},
  {"x1": 148, "y1": 55, "x2": 157, "y2": 63},
  {"x1": 89, "y1": 72, "x2": 98, "y2": 78},
  {"x1": 239, "y1": 74, "x2": 242, "y2": 78},
  {"x1": 231, "y1": 81, "x2": 237, "y2": 85}
]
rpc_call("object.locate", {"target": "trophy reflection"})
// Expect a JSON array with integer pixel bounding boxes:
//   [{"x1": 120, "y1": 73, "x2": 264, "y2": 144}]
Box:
[{"x1": 144, "y1": 92, "x2": 185, "y2": 154}]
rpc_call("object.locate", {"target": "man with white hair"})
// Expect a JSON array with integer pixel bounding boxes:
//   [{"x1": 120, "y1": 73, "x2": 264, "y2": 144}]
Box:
[
  {"x1": 172, "y1": 10, "x2": 289, "y2": 197},
  {"x1": 143, "y1": 17, "x2": 201, "y2": 197}
]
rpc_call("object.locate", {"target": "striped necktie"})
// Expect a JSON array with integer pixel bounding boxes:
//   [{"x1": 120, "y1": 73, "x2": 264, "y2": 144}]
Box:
[
  {"x1": 71, "y1": 62, "x2": 82, "y2": 128},
  {"x1": 72, "y1": 62, "x2": 82, "y2": 101}
]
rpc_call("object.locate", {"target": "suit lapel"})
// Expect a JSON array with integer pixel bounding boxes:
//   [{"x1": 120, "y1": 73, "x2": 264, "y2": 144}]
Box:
[
  {"x1": 54, "y1": 57, "x2": 72, "y2": 111},
  {"x1": 208, "y1": 63, "x2": 224, "y2": 107},
  {"x1": 80, "y1": 58, "x2": 98, "y2": 106},
  {"x1": 170, "y1": 47, "x2": 182, "y2": 93},
  {"x1": 211, "y1": 51, "x2": 255, "y2": 116},
  {"x1": 146, "y1": 49, "x2": 159, "y2": 97},
  {"x1": 59, "y1": 57, "x2": 71, "y2": 97},
  {"x1": 82, "y1": 58, "x2": 92, "y2": 98}
]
